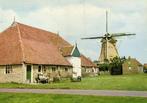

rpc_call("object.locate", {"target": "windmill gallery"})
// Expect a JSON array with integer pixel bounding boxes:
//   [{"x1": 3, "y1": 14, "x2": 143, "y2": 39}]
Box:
[{"x1": 0, "y1": 12, "x2": 143, "y2": 83}]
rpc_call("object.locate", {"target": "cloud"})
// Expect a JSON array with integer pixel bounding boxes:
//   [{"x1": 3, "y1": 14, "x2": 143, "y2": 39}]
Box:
[
  {"x1": 0, "y1": 8, "x2": 19, "y2": 30},
  {"x1": 21, "y1": 4, "x2": 105, "y2": 34},
  {"x1": 0, "y1": 0, "x2": 147, "y2": 63}
]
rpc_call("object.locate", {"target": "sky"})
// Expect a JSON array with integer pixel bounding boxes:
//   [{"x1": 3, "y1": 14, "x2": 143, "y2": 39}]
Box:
[{"x1": 0, "y1": 0, "x2": 147, "y2": 64}]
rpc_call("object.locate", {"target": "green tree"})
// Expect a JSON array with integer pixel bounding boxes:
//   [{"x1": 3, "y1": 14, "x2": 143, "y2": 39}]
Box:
[
  {"x1": 99, "y1": 62, "x2": 109, "y2": 72},
  {"x1": 109, "y1": 56, "x2": 126, "y2": 75}
]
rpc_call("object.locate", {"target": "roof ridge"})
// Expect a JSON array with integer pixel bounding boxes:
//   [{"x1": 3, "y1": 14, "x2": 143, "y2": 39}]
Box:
[
  {"x1": 15, "y1": 22, "x2": 71, "y2": 46},
  {"x1": 16, "y1": 23, "x2": 25, "y2": 63},
  {"x1": 16, "y1": 22, "x2": 56, "y2": 35},
  {"x1": 67, "y1": 45, "x2": 74, "y2": 47}
]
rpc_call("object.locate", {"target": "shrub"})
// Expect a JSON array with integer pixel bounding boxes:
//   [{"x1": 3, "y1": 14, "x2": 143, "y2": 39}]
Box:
[
  {"x1": 70, "y1": 76, "x2": 81, "y2": 82},
  {"x1": 53, "y1": 76, "x2": 61, "y2": 83}
]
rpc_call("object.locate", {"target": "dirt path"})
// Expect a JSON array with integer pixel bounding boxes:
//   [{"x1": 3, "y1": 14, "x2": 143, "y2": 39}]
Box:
[{"x1": 0, "y1": 88, "x2": 147, "y2": 97}]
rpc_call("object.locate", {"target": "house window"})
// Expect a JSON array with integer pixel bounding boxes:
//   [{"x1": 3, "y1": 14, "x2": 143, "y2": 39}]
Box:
[
  {"x1": 84, "y1": 68, "x2": 86, "y2": 72},
  {"x1": 65, "y1": 68, "x2": 68, "y2": 72},
  {"x1": 42, "y1": 65, "x2": 46, "y2": 72},
  {"x1": 6, "y1": 65, "x2": 13, "y2": 74},
  {"x1": 43, "y1": 68, "x2": 46, "y2": 72},
  {"x1": 52, "y1": 67, "x2": 56, "y2": 72},
  {"x1": 38, "y1": 65, "x2": 42, "y2": 72},
  {"x1": 92, "y1": 68, "x2": 94, "y2": 72},
  {"x1": 42, "y1": 65, "x2": 45, "y2": 69}
]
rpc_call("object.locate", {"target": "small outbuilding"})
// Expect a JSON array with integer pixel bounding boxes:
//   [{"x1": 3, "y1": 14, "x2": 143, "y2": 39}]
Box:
[
  {"x1": 122, "y1": 57, "x2": 143, "y2": 74},
  {"x1": 143, "y1": 64, "x2": 147, "y2": 73}
]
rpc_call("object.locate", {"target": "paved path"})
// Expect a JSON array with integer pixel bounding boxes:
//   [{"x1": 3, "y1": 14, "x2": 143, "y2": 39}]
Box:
[{"x1": 0, "y1": 88, "x2": 147, "y2": 97}]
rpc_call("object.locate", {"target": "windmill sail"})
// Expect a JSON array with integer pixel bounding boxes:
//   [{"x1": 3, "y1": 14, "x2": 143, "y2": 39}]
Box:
[
  {"x1": 111, "y1": 33, "x2": 136, "y2": 37},
  {"x1": 81, "y1": 36, "x2": 103, "y2": 39},
  {"x1": 81, "y1": 11, "x2": 135, "y2": 63}
]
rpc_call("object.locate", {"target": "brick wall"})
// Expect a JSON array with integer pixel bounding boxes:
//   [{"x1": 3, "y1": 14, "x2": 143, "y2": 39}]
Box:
[
  {"x1": 0, "y1": 64, "x2": 72, "y2": 83},
  {"x1": 32, "y1": 65, "x2": 72, "y2": 83},
  {"x1": 0, "y1": 65, "x2": 24, "y2": 83}
]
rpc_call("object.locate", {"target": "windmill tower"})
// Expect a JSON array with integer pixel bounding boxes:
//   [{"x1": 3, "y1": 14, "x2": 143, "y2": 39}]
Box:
[
  {"x1": 81, "y1": 11, "x2": 135, "y2": 63},
  {"x1": 98, "y1": 34, "x2": 119, "y2": 63}
]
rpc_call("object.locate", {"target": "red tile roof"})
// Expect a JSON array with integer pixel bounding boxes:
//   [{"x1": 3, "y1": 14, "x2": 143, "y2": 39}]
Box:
[
  {"x1": 60, "y1": 46, "x2": 74, "y2": 56},
  {"x1": 81, "y1": 55, "x2": 97, "y2": 67},
  {"x1": 18, "y1": 22, "x2": 71, "y2": 48},
  {"x1": 22, "y1": 38, "x2": 70, "y2": 65},
  {"x1": 0, "y1": 22, "x2": 96, "y2": 67},
  {"x1": 0, "y1": 22, "x2": 71, "y2": 66},
  {"x1": 0, "y1": 24, "x2": 23, "y2": 64}
]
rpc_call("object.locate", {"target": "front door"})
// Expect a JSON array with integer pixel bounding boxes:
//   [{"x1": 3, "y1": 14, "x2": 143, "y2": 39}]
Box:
[{"x1": 26, "y1": 65, "x2": 31, "y2": 82}]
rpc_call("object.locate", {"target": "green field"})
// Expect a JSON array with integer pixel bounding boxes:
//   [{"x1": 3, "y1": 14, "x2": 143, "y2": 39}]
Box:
[
  {"x1": 0, "y1": 74, "x2": 147, "y2": 91},
  {"x1": 0, "y1": 93, "x2": 147, "y2": 103}
]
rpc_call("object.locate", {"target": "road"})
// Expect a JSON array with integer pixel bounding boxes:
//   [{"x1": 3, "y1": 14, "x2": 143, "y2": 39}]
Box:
[{"x1": 0, "y1": 88, "x2": 147, "y2": 97}]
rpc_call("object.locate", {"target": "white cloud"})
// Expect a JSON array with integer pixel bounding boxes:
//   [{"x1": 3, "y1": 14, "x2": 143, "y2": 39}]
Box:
[
  {"x1": 0, "y1": 0, "x2": 147, "y2": 63},
  {"x1": 0, "y1": 8, "x2": 19, "y2": 30},
  {"x1": 21, "y1": 4, "x2": 106, "y2": 35}
]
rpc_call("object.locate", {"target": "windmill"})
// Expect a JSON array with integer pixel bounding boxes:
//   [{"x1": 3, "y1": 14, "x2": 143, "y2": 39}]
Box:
[{"x1": 81, "y1": 11, "x2": 135, "y2": 63}]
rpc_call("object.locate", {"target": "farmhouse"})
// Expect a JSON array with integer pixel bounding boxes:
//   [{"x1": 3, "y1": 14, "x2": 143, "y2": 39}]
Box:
[{"x1": 0, "y1": 22, "x2": 97, "y2": 83}]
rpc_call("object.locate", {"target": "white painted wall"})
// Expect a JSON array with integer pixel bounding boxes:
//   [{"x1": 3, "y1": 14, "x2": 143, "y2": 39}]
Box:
[
  {"x1": 22, "y1": 63, "x2": 27, "y2": 83},
  {"x1": 31, "y1": 65, "x2": 34, "y2": 83},
  {"x1": 66, "y1": 57, "x2": 81, "y2": 78}
]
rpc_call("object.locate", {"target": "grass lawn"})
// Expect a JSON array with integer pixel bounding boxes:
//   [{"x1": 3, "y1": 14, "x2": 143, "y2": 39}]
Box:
[
  {"x1": 0, "y1": 74, "x2": 147, "y2": 91},
  {"x1": 0, "y1": 93, "x2": 147, "y2": 103}
]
